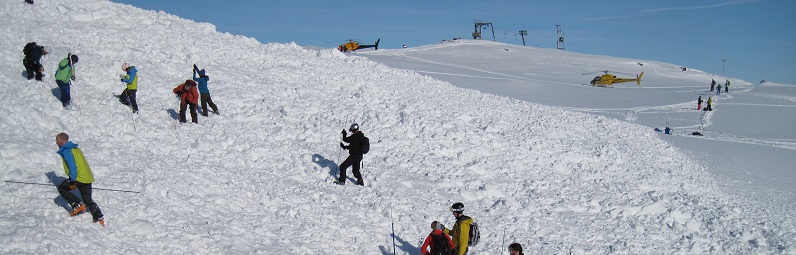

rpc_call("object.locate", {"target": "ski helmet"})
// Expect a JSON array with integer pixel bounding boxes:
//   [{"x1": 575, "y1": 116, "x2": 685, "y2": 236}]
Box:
[
  {"x1": 450, "y1": 202, "x2": 464, "y2": 212},
  {"x1": 70, "y1": 54, "x2": 78, "y2": 64},
  {"x1": 349, "y1": 123, "x2": 359, "y2": 131},
  {"x1": 122, "y1": 62, "x2": 129, "y2": 71}
]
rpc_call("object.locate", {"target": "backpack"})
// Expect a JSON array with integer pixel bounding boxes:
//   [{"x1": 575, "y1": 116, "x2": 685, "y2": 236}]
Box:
[
  {"x1": 23, "y1": 42, "x2": 37, "y2": 55},
  {"x1": 360, "y1": 136, "x2": 370, "y2": 154},
  {"x1": 467, "y1": 218, "x2": 480, "y2": 247},
  {"x1": 430, "y1": 232, "x2": 453, "y2": 255}
]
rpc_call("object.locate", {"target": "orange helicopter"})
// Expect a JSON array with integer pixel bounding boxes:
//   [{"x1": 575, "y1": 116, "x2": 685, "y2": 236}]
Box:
[
  {"x1": 337, "y1": 39, "x2": 380, "y2": 52},
  {"x1": 587, "y1": 71, "x2": 644, "y2": 87}
]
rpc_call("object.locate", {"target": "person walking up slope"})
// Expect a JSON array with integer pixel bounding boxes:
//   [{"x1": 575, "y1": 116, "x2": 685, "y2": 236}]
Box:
[
  {"x1": 193, "y1": 64, "x2": 219, "y2": 116},
  {"x1": 421, "y1": 221, "x2": 456, "y2": 255},
  {"x1": 710, "y1": 79, "x2": 716, "y2": 91},
  {"x1": 119, "y1": 63, "x2": 139, "y2": 113},
  {"x1": 173, "y1": 80, "x2": 199, "y2": 123},
  {"x1": 440, "y1": 202, "x2": 474, "y2": 255},
  {"x1": 55, "y1": 133, "x2": 104, "y2": 225},
  {"x1": 335, "y1": 123, "x2": 367, "y2": 186},
  {"x1": 54, "y1": 54, "x2": 78, "y2": 109},
  {"x1": 22, "y1": 42, "x2": 48, "y2": 81},
  {"x1": 725, "y1": 79, "x2": 730, "y2": 93}
]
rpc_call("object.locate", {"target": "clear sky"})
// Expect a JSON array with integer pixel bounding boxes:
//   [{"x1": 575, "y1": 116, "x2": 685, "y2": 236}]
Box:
[{"x1": 112, "y1": 0, "x2": 795, "y2": 84}]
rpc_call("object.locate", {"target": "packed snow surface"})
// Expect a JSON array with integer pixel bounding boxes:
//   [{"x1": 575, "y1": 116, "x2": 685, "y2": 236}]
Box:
[{"x1": 0, "y1": 0, "x2": 793, "y2": 254}]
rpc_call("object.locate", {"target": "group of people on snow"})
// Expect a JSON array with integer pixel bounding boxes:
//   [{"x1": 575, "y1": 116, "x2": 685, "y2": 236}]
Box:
[
  {"x1": 21, "y1": 42, "x2": 220, "y2": 122},
  {"x1": 700, "y1": 79, "x2": 728, "y2": 112}
]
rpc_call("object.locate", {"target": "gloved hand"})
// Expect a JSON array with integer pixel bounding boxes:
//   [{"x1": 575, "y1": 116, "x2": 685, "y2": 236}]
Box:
[
  {"x1": 69, "y1": 181, "x2": 77, "y2": 190},
  {"x1": 120, "y1": 74, "x2": 126, "y2": 79},
  {"x1": 341, "y1": 129, "x2": 347, "y2": 136},
  {"x1": 340, "y1": 142, "x2": 345, "y2": 148},
  {"x1": 71, "y1": 76, "x2": 76, "y2": 81}
]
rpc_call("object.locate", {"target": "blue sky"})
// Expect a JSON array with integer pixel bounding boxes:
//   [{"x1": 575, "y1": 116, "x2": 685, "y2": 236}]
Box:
[{"x1": 112, "y1": 0, "x2": 795, "y2": 84}]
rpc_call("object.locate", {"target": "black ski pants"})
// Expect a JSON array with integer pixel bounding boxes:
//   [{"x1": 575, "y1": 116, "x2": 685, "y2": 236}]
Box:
[
  {"x1": 23, "y1": 59, "x2": 43, "y2": 81},
  {"x1": 57, "y1": 180, "x2": 103, "y2": 219},
  {"x1": 338, "y1": 154, "x2": 363, "y2": 183},
  {"x1": 120, "y1": 88, "x2": 138, "y2": 112},
  {"x1": 200, "y1": 93, "x2": 218, "y2": 116},
  {"x1": 179, "y1": 102, "x2": 198, "y2": 123}
]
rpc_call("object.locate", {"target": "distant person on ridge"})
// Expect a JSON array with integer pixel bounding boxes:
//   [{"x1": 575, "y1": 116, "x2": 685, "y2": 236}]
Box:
[
  {"x1": 441, "y1": 202, "x2": 474, "y2": 255},
  {"x1": 421, "y1": 221, "x2": 456, "y2": 255},
  {"x1": 697, "y1": 96, "x2": 703, "y2": 110},
  {"x1": 55, "y1": 133, "x2": 104, "y2": 225},
  {"x1": 173, "y1": 80, "x2": 199, "y2": 123},
  {"x1": 119, "y1": 63, "x2": 139, "y2": 113},
  {"x1": 54, "y1": 54, "x2": 78, "y2": 109},
  {"x1": 193, "y1": 64, "x2": 219, "y2": 116},
  {"x1": 725, "y1": 79, "x2": 730, "y2": 93},
  {"x1": 22, "y1": 42, "x2": 48, "y2": 81},
  {"x1": 710, "y1": 79, "x2": 716, "y2": 91},
  {"x1": 335, "y1": 123, "x2": 366, "y2": 186}
]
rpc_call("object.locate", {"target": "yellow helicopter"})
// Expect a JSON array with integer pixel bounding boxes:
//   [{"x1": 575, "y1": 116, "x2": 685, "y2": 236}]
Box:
[
  {"x1": 588, "y1": 71, "x2": 644, "y2": 87},
  {"x1": 338, "y1": 39, "x2": 380, "y2": 52}
]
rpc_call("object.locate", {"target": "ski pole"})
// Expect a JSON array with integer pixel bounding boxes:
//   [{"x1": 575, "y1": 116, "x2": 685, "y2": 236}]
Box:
[
  {"x1": 502, "y1": 228, "x2": 506, "y2": 255},
  {"x1": 4, "y1": 180, "x2": 140, "y2": 193},
  {"x1": 390, "y1": 207, "x2": 396, "y2": 255}
]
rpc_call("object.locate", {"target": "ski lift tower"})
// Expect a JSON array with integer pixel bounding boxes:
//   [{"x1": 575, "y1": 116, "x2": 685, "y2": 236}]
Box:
[
  {"x1": 473, "y1": 21, "x2": 495, "y2": 41},
  {"x1": 556, "y1": 25, "x2": 565, "y2": 50},
  {"x1": 519, "y1": 30, "x2": 528, "y2": 46}
]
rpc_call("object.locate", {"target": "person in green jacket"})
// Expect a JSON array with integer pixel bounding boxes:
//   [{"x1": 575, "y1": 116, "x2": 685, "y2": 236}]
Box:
[
  {"x1": 54, "y1": 54, "x2": 78, "y2": 109},
  {"x1": 441, "y1": 202, "x2": 473, "y2": 255},
  {"x1": 55, "y1": 133, "x2": 104, "y2": 225}
]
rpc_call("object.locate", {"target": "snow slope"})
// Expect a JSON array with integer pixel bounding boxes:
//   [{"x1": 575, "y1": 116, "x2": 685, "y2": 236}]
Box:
[{"x1": 0, "y1": 0, "x2": 793, "y2": 254}]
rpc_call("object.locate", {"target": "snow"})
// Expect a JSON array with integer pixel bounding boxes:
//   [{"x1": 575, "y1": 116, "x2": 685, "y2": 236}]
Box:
[{"x1": 0, "y1": 0, "x2": 793, "y2": 254}]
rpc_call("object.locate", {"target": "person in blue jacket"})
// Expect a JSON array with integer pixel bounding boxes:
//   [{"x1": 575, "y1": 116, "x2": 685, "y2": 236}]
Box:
[
  {"x1": 193, "y1": 64, "x2": 219, "y2": 116},
  {"x1": 119, "y1": 63, "x2": 139, "y2": 113},
  {"x1": 55, "y1": 133, "x2": 104, "y2": 225}
]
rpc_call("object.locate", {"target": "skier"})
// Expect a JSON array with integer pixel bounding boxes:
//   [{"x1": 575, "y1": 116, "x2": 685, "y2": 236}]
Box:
[
  {"x1": 173, "y1": 80, "x2": 199, "y2": 123},
  {"x1": 119, "y1": 63, "x2": 139, "y2": 113},
  {"x1": 710, "y1": 79, "x2": 716, "y2": 91},
  {"x1": 55, "y1": 133, "x2": 104, "y2": 225},
  {"x1": 508, "y1": 243, "x2": 524, "y2": 255},
  {"x1": 193, "y1": 64, "x2": 219, "y2": 116},
  {"x1": 335, "y1": 123, "x2": 365, "y2": 186},
  {"x1": 54, "y1": 54, "x2": 78, "y2": 109},
  {"x1": 725, "y1": 79, "x2": 730, "y2": 93},
  {"x1": 421, "y1": 221, "x2": 456, "y2": 255},
  {"x1": 705, "y1": 97, "x2": 713, "y2": 111},
  {"x1": 22, "y1": 42, "x2": 48, "y2": 81},
  {"x1": 697, "y1": 96, "x2": 703, "y2": 110},
  {"x1": 440, "y1": 202, "x2": 474, "y2": 255}
]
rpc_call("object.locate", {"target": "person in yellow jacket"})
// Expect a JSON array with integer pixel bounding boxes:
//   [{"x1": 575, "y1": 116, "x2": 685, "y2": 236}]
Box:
[
  {"x1": 119, "y1": 63, "x2": 139, "y2": 113},
  {"x1": 55, "y1": 133, "x2": 104, "y2": 225},
  {"x1": 441, "y1": 202, "x2": 473, "y2": 255}
]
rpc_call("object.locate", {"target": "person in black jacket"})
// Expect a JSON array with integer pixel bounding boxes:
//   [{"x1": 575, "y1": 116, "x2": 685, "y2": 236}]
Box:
[
  {"x1": 23, "y1": 43, "x2": 48, "y2": 81},
  {"x1": 336, "y1": 123, "x2": 365, "y2": 186}
]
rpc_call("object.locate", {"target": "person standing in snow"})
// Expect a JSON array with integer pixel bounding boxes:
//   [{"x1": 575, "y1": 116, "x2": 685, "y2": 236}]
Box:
[
  {"x1": 710, "y1": 79, "x2": 716, "y2": 91},
  {"x1": 55, "y1": 133, "x2": 104, "y2": 225},
  {"x1": 173, "y1": 80, "x2": 199, "y2": 123},
  {"x1": 119, "y1": 63, "x2": 139, "y2": 113},
  {"x1": 440, "y1": 202, "x2": 474, "y2": 255},
  {"x1": 54, "y1": 54, "x2": 78, "y2": 109},
  {"x1": 705, "y1": 97, "x2": 713, "y2": 111},
  {"x1": 23, "y1": 42, "x2": 48, "y2": 81},
  {"x1": 725, "y1": 79, "x2": 730, "y2": 93},
  {"x1": 193, "y1": 64, "x2": 219, "y2": 116},
  {"x1": 335, "y1": 123, "x2": 365, "y2": 186},
  {"x1": 508, "y1": 243, "x2": 524, "y2": 255},
  {"x1": 716, "y1": 83, "x2": 722, "y2": 96},
  {"x1": 421, "y1": 221, "x2": 456, "y2": 255},
  {"x1": 697, "y1": 96, "x2": 703, "y2": 110}
]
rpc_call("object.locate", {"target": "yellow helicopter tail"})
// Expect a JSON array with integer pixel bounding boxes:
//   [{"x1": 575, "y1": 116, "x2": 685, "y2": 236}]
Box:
[{"x1": 636, "y1": 72, "x2": 644, "y2": 85}]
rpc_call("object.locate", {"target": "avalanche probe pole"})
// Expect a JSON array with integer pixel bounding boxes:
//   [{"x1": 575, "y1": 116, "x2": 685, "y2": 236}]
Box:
[
  {"x1": 390, "y1": 207, "x2": 396, "y2": 255},
  {"x1": 4, "y1": 180, "x2": 140, "y2": 193},
  {"x1": 69, "y1": 53, "x2": 80, "y2": 114}
]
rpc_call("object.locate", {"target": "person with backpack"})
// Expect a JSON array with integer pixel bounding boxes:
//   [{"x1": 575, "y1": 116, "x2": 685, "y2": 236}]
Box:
[
  {"x1": 192, "y1": 64, "x2": 220, "y2": 116},
  {"x1": 173, "y1": 80, "x2": 199, "y2": 123},
  {"x1": 55, "y1": 133, "x2": 104, "y2": 226},
  {"x1": 421, "y1": 221, "x2": 456, "y2": 255},
  {"x1": 335, "y1": 123, "x2": 367, "y2": 186},
  {"x1": 716, "y1": 83, "x2": 722, "y2": 96},
  {"x1": 119, "y1": 63, "x2": 139, "y2": 113},
  {"x1": 725, "y1": 79, "x2": 730, "y2": 93},
  {"x1": 23, "y1": 42, "x2": 48, "y2": 81},
  {"x1": 710, "y1": 79, "x2": 716, "y2": 91},
  {"x1": 440, "y1": 202, "x2": 475, "y2": 255},
  {"x1": 54, "y1": 54, "x2": 78, "y2": 109},
  {"x1": 508, "y1": 243, "x2": 524, "y2": 255}
]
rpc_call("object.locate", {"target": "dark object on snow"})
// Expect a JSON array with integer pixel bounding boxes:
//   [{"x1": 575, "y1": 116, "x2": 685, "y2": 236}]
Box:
[
  {"x1": 654, "y1": 128, "x2": 662, "y2": 133},
  {"x1": 664, "y1": 127, "x2": 672, "y2": 135},
  {"x1": 691, "y1": 131, "x2": 703, "y2": 136},
  {"x1": 25, "y1": 0, "x2": 34, "y2": 5}
]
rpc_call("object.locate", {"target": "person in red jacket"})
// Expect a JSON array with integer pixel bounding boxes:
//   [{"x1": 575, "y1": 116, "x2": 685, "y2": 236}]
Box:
[
  {"x1": 421, "y1": 221, "x2": 456, "y2": 255},
  {"x1": 173, "y1": 80, "x2": 199, "y2": 123}
]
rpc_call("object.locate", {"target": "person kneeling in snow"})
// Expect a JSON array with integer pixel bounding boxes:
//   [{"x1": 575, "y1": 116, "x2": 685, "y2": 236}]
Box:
[{"x1": 173, "y1": 80, "x2": 199, "y2": 123}]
